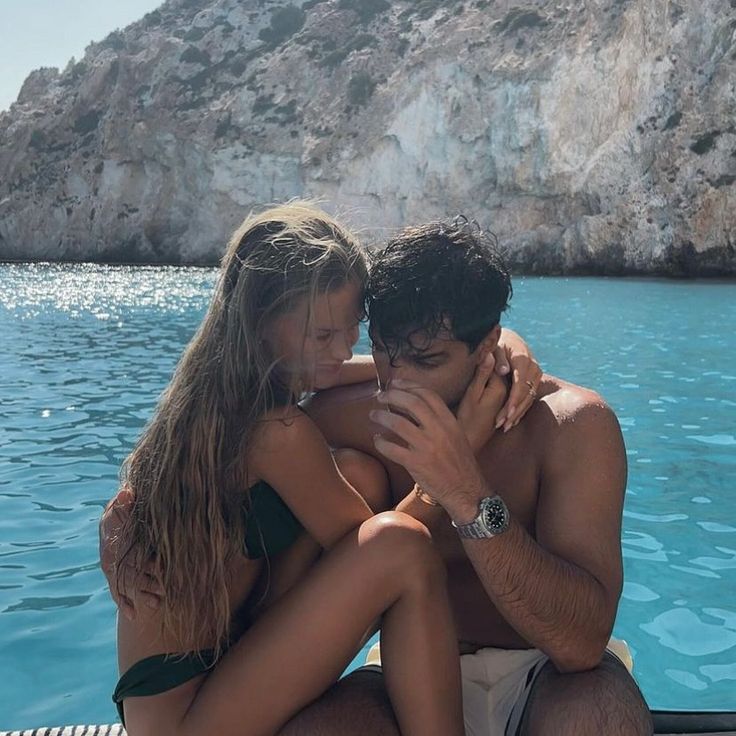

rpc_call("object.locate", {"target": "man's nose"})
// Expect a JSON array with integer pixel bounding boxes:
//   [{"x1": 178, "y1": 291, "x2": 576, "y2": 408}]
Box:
[{"x1": 378, "y1": 361, "x2": 406, "y2": 389}]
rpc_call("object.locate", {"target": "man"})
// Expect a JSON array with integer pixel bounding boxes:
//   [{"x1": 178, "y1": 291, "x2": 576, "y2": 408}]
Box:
[{"x1": 287, "y1": 220, "x2": 652, "y2": 735}]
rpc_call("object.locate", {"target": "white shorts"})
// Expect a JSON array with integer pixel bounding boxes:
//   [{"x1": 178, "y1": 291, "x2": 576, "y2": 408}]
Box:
[{"x1": 363, "y1": 639, "x2": 633, "y2": 736}]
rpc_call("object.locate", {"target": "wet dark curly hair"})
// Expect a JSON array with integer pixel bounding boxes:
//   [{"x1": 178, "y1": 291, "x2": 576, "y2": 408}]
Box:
[{"x1": 366, "y1": 217, "x2": 512, "y2": 362}]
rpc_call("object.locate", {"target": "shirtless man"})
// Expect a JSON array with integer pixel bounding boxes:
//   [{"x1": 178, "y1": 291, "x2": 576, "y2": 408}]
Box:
[{"x1": 288, "y1": 220, "x2": 653, "y2": 736}]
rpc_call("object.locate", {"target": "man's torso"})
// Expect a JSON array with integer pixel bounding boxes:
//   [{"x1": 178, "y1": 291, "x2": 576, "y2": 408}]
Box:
[{"x1": 305, "y1": 374, "x2": 601, "y2": 652}]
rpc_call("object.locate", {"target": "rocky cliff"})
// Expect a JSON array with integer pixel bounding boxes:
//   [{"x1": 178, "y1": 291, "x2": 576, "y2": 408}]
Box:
[{"x1": 1, "y1": 0, "x2": 734, "y2": 274}]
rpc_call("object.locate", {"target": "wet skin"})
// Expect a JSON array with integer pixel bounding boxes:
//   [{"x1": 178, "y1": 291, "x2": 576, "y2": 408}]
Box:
[{"x1": 303, "y1": 330, "x2": 626, "y2": 655}]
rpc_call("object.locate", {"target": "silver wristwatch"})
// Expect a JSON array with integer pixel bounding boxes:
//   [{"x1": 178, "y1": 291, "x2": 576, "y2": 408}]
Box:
[{"x1": 452, "y1": 496, "x2": 510, "y2": 539}]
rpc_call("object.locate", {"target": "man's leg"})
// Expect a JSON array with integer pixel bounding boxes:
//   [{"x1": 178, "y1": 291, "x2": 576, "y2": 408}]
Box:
[
  {"x1": 278, "y1": 670, "x2": 399, "y2": 736},
  {"x1": 517, "y1": 652, "x2": 653, "y2": 736}
]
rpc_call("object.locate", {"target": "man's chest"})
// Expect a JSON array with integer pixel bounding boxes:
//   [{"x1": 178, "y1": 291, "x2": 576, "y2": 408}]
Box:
[
  {"x1": 385, "y1": 430, "x2": 542, "y2": 553},
  {"x1": 476, "y1": 434, "x2": 541, "y2": 529}
]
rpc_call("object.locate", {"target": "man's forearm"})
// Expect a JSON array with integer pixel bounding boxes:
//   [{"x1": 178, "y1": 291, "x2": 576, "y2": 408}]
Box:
[
  {"x1": 395, "y1": 479, "x2": 615, "y2": 672},
  {"x1": 398, "y1": 483, "x2": 614, "y2": 671},
  {"x1": 458, "y1": 515, "x2": 614, "y2": 672}
]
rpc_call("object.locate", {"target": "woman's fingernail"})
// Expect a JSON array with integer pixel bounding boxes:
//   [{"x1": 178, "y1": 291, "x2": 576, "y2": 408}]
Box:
[
  {"x1": 495, "y1": 415, "x2": 505, "y2": 428},
  {"x1": 498, "y1": 364, "x2": 509, "y2": 374}
]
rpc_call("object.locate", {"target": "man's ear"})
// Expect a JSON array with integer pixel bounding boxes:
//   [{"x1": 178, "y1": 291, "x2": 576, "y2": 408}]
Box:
[{"x1": 475, "y1": 325, "x2": 502, "y2": 364}]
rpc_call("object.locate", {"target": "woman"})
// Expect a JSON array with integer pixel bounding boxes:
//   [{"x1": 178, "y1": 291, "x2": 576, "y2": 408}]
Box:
[{"x1": 104, "y1": 202, "x2": 540, "y2": 736}]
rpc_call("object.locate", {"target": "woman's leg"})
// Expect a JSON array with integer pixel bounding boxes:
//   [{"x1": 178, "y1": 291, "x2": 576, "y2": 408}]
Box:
[
  {"x1": 124, "y1": 511, "x2": 463, "y2": 736},
  {"x1": 245, "y1": 532, "x2": 322, "y2": 622}
]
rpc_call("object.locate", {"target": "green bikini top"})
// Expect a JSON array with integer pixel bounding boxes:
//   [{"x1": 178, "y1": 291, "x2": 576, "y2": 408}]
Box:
[{"x1": 243, "y1": 480, "x2": 303, "y2": 559}]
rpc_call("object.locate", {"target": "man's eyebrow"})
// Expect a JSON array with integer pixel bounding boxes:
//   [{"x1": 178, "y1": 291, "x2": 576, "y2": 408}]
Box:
[{"x1": 406, "y1": 350, "x2": 447, "y2": 360}]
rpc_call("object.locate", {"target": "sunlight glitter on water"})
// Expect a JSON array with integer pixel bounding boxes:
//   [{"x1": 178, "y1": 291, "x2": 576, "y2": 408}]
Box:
[{"x1": 0, "y1": 266, "x2": 734, "y2": 728}]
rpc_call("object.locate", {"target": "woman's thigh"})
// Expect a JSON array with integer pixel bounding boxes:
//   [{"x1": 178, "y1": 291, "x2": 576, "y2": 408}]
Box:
[
  {"x1": 248, "y1": 532, "x2": 323, "y2": 617},
  {"x1": 123, "y1": 512, "x2": 438, "y2": 736}
]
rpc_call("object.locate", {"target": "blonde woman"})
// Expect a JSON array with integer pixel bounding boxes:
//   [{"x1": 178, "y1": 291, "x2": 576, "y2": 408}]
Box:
[{"x1": 103, "y1": 202, "x2": 540, "y2": 736}]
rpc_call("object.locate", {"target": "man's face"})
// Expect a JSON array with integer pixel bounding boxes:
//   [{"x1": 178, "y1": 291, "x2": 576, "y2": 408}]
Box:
[{"x1": 369, "y1": 325, "x2": 482, "y2": 409}]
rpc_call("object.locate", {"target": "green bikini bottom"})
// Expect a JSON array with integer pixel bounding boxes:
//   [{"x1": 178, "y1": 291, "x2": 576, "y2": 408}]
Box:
[{"x1": 113, "y1": 650, "x2": 217, "y2": 727}]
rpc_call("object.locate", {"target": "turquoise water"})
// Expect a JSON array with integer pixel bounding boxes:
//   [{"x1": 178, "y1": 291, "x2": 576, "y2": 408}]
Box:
[{"x1": 0, "y1": 263, "x2": 734, "y2": 730}]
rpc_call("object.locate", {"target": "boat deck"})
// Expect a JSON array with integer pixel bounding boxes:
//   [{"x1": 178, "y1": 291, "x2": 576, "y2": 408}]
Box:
[{"x1": 2, "y1": 723, "x2": 736, "y2": 735}]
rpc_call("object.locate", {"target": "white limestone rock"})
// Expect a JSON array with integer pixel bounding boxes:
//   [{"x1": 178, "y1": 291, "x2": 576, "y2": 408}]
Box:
[{"x1": 0, "y1": 0, "x2": 734, "y2": 274}]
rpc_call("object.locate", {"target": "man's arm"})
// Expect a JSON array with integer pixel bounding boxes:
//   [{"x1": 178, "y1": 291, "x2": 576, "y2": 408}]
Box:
[
  {"x1": 370, "y1": 386, "x2": 626, "y2": 674},
  {"x1": 454, "y1": 398, "x2": 625, "y2": 671}
]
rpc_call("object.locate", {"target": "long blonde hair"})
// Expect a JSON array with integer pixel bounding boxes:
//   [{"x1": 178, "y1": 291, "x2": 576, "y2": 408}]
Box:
[{"x1": 117, "y1": 202, "x2": 366, "y2": 657}]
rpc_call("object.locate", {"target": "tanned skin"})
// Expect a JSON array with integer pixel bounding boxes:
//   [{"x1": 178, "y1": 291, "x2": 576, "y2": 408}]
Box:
[
  {"x1": 304, "y1": 373, "x2": 624, "y2": 665},
  {"x1": 291, "y1": 328, "x2": 653, "y2": 736}
]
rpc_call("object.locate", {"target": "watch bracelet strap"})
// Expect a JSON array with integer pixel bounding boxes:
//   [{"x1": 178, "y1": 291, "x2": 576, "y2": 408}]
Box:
[{"x1": 454, "y1": 522, "x2": 493, "y2": 539}]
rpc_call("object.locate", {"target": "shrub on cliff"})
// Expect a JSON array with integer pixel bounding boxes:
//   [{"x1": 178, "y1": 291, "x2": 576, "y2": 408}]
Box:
[
  {"x1": 259, "y1": 5, "x2": 306, "y2": 45},
  {"x1": 73, "y1": 110, "x2": 101, "y2": 134},
  {"x1": 347, "y1": 71, "x2": 376, "y2": 106},
  {"x1": 29, "y1": 130, "x2": 47, "y2": 150},
  {"x1": 338, "y1": 0, "x2": 390, "y2": 24},
  {"x1": 180, "y1": 46, "x2": 211, "y2": 65}
]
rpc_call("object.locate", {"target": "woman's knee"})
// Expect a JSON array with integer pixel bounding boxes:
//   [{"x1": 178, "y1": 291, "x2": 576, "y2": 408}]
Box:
[
  {"x1": 333, "y1": 449, "x2": 391, "y2": 512},
  {"x1": 358, "y1": 512, "x2": 445, "y2": 586}
]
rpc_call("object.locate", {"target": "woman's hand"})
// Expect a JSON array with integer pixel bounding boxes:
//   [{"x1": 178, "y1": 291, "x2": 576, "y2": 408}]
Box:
[
  {"x1": 493, "y1": 328, "x2": 542, "y2": 432},
  {"x1": 370, "y1": 382, "x2": 487, "y2": 521},
  {"x1": 99, "y1": 487, "x2": 162, "y2": 621},
  {"x1": 456, "y1": 352, "x2": 509, "y2": 453}
]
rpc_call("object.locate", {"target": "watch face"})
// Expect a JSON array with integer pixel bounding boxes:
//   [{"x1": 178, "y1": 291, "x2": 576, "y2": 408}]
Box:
[{"x1": 483, "y1": 497, "x2": 508, "y2": 533}]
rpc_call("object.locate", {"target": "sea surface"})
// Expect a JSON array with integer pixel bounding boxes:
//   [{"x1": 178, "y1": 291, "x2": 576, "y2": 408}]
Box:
[{"x1": 0, "y1": 263, "x2": 734, "y2": 730}]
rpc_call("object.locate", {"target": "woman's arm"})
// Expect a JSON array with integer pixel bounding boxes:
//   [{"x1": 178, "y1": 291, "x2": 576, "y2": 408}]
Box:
[
  {"x1": 495, "y1": 327, "x2": 542, "y2": 431},
  {"x1": 250, "y1": 408, "x2": 374, "y2": 550},
  {"x1": 333, "y1": 355, "x2": 378, "y2": 387}
]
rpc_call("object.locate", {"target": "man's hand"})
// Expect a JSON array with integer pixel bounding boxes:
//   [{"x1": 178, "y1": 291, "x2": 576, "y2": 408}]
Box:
[
  {"x1": 99, "y1": 487, "x2": 163, "y2": 621},
  {"x1": 494, "y1": 328, "x2": 542, "y2": 433},
  {"x1": 456, "y1": 352, "x2": 510, "y2": 453},
  {"x1": 370, "y1": 382, "x2": 486, "y2": 520}
]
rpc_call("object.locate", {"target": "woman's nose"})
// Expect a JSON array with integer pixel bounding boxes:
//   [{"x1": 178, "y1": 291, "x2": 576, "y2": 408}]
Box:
[{"x1": 332, "y1": 332, "x2": 353, "y2": 361}]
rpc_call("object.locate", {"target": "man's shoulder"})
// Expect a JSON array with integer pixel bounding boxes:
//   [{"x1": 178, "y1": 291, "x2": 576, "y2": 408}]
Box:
[
  {"x1": 536, "y1": 375, "x2": 612, "y2": 425},
  {"x1": 530, "y1": 375, "x2": 626, "y2": 488},
  {"x1": 529, "y1": 374, "x2": 621, "y2": 456}
]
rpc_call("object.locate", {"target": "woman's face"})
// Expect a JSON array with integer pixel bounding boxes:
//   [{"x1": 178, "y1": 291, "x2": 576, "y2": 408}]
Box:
[{"x1": 266, "y1": 279, "x2": 364, "y2": 392}]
